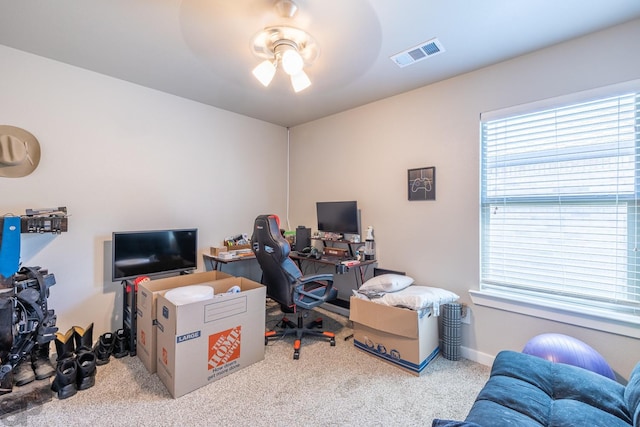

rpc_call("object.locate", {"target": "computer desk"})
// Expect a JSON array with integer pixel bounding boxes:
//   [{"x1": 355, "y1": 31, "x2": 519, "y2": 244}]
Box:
[
  {"x1": 205, "y1": 252, "x2": 373, "y2": 282},
  {"x1": 202, "y1": 253, "x2": 256, "y2": 272},
  {"x1": 290, "y1": 253, "x2": 375, "y2": 286},
  {"x1": 204, "y1": 252, "x2": 375, "y2": 314}
]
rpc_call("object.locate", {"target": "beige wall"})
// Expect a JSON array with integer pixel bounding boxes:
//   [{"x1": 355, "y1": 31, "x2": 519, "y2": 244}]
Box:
[
  {"x1": 2, "y1": 18, "x2": 639, "y2": 379},
  {"x1": 0, "y1": 45, "x2": 288, "y2": 337},
  {"x1": 289, "y1": 19, "x2": 640, "y2": 379}
]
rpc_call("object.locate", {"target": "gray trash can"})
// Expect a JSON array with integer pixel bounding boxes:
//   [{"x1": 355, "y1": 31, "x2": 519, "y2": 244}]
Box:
[{"x1": 442, "y1": 303, "x2": 461, "y2": 361}]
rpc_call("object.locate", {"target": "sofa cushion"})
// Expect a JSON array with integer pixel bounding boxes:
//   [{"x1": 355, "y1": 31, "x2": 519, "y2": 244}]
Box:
[
  {"x1": 624, "y1": 360, "x2": 640, "y2": 426},
  {"x1": 464, "y1": 350, "x2": 632, "y2": 427},
  {"x1": 432, "y1": 420, "x2": 482, "y2": 427}
]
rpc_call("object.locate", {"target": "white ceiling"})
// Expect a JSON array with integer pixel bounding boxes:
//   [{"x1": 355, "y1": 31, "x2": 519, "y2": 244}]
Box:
[{"x1": 1, "y1": 0, "x2": 639, "y2": 127}]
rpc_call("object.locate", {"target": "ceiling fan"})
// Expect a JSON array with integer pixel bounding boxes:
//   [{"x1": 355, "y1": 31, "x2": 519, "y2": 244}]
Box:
[
  {"x1": 179, "y1": 0, "x2": 381, "y2": 98},
  {"x1": 250, "y1": 0, "x2": 318, "y2": 93}
]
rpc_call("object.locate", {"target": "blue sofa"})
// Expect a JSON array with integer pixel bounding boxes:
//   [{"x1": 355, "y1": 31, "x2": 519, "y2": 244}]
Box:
[{"x1": 433, "y1": 350, "x2": 640, "y2": 427}]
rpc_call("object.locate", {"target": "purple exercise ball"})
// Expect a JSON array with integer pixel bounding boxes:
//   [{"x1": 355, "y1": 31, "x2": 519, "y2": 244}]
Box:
[{"x1": 522, "y1": 333, "x2": 615, "y2": 380}]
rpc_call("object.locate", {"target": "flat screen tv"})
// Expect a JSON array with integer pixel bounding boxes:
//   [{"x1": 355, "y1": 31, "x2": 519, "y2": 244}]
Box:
[
  {"x1": 112, "y1": 228, "x2": 198, "y2": 281},
  {"x1": 316, "y1": 201, "x2": 359, "y2": 235}
]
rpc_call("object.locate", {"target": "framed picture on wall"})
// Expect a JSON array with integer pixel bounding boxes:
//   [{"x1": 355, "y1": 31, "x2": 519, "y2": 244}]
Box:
[{"x1": 408, "y1": 167, "x2": 436, "y2": 201}]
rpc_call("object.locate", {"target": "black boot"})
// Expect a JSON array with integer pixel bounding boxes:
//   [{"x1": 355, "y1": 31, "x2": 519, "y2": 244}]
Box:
[
  {"x1": 54, "y1": 328, "x2": 75, "y2": 362},
  {"x1": 73, "y1": 323, "x2": 93, "y2": 355},
  {"x1": 94, "y1": 332, "x2": 115, "y2": 366},
  {"x1": 51, "y1": 358, "x2": 77, "y2": 399},
  {"x1": 0, "y1": 300, "x2": 13, "y2": 353},
  {"x1": 32, "y1": 343, "x2": 56, "y2": 380},
  {"x1": 13, "y1": 358, "x2": 35, "y2": 386},
  {"x1": 0, "y1": 364, "x2": 13, "y2": 395},
  {"x1": 75, "y1": 351, "x2": 96, "y2": 390},
  {"x1": 112, "y1": 329, "x2": 129, "y2": 358}
]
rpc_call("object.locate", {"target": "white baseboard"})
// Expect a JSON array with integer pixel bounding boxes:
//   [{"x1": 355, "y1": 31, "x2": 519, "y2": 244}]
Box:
[{"x1": 460, "y1": 346, "x2": 494, "y2": 367}]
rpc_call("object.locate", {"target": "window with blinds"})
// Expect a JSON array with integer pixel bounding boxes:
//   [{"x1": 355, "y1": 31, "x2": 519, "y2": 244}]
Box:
[{"x1": 480, "y1": 85, "x2": 640, "y2": 319}]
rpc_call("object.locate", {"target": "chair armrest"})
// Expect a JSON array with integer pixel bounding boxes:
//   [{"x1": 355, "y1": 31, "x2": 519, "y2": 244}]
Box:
[
  {"x1": 299, "y1": 273, "x2": 333, "y2": 283},
  {"x1": 294, "y1": 274, "x2": 335, "y2": 303}
]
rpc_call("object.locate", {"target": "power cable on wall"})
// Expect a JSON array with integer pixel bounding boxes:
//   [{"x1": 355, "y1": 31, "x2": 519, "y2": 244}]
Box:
[{"x1": 286, "y1": 127, "x2": 291, "y2": 231}]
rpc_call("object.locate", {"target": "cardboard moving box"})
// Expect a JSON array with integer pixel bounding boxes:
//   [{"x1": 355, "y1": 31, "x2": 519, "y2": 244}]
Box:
[
  {"x1": 349, "y1": 296, "x2": 439, "y2": 375},
  {"x1": 137, "y1": 271, "x2": 232, "y2": 374},
  {"x1": 155, "y1": 277, "x2": 266, "y2": 398}
]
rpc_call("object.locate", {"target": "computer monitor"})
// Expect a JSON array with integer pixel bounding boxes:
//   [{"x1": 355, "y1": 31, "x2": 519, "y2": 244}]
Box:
[{"x1": 316, "y1": 201, "x2": 359, "y2": 235}]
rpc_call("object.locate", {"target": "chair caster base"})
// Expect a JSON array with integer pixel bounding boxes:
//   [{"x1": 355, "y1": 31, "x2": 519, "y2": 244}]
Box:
[
  {"x1": 265, "y1": 314, "x2": 336, "y2": 359},
  {"x1": 293, "y1": 339, "x2": 301, "y2": 360},
  {"x1": 308, "y1": 318, "x2": 323, "y2": 329}
]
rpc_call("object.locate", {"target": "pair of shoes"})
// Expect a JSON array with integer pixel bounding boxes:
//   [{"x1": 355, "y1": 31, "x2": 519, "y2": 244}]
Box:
[
  {"x1": 13, "y1": 342, "x2": 56, "y2": 387},
  {"x1": 94, "y1": 329, "x2": 129, "y2": 364},
  {"x1": 50, "y1": 352, "x2": 97, "y2": 399},
  {"x1": 51, "y1": 324, "x2": 97, "y2": 399},
  {"x1": 54, "y1": 324, "x2": 95, "y2": 359}
]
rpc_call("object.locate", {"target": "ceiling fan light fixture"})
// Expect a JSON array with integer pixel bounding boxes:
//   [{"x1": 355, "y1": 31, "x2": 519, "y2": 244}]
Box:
[
  {"x1": 251, "y1": 24, "x2": 318, "y2": 93},
  {"x1": 280, "y1": 47, "x2": 304, "y2": 76},
  {"x1": 290, "y1": 70, "x2": 311, "y2": 93},
  {"x1": 252, "y1": 59, "x2": 277, "y2": 87}
]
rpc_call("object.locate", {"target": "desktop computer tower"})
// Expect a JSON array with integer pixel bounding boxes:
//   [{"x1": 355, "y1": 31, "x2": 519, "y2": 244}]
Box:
[{"x1": 295, "y1": 226, "x2": 311, "y2": 250}]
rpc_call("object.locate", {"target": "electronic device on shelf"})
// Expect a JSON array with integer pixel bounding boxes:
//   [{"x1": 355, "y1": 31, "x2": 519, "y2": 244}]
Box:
[
  {"x1": 316, "y1": 200, "x2": 360, "y2": 236},
  {"x1": 295, "y1": 225, "x2": 310, "y2": 250},
  {"x1": 112, "y1": 228, "x2": 198, "y2": 281}
]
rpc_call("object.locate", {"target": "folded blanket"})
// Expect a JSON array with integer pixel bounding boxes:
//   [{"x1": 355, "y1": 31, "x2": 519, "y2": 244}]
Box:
[{"x1": 354, "y1": 285, "x2": 459, "y2": 316}]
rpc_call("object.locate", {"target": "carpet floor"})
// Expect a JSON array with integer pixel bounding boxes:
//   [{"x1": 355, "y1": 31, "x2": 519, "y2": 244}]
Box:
[{"x1": 5, "y1": 302, "x2": 490, "y2": 426}]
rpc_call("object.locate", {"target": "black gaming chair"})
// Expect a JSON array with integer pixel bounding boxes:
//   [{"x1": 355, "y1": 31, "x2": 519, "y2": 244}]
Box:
[{"x1": 252, "y1": 214, "x2": 337, "y2": 359}]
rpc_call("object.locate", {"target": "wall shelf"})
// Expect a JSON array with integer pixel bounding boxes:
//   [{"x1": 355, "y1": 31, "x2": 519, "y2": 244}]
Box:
[{"x1": 0, "y1": 216, "x2": 68, "y2": 238}]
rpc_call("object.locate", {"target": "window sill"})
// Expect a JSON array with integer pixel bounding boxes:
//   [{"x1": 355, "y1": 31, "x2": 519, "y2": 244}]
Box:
[{"x1": 469, "y1": 289, "x2": 640, "y2": 339}]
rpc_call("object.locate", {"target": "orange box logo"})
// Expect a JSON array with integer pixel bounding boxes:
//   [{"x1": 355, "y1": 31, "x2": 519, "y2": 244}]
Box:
[
  {"x1": 140, "y1": 329, "x2": 146, "y2": 346},
  {"x1": 208, "y1": 326, "x2": 241, "y2": 370},
  {"x1": 162, "y1": 347, "x2": 168, "y2": 365}
]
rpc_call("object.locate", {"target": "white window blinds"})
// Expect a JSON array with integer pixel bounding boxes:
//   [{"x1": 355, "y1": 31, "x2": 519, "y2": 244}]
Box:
[{"x1": 480, "y1": 84, "x2": 640, "y2": 318}]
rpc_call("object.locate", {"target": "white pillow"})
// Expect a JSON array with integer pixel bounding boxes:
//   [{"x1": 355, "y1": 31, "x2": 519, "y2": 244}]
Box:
[
  {"x1": 359, "y1": 274, "x2": 414, "y2": 292},
  {"x1": 376, "y1": 285, "x2": 459, "y2": 316}
]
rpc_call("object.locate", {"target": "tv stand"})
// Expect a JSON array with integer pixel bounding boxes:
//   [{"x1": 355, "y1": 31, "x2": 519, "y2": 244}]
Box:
[{"x1": 121, "y1": 279, "x2": 137, "y2": 357}]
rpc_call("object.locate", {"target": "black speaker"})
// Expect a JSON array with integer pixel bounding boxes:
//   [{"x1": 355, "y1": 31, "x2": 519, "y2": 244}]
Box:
[{"x1": 295, "y1": 226, "x2": 311, "y2": 251}]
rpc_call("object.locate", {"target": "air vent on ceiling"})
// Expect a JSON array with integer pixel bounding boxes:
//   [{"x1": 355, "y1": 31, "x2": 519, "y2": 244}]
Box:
[{"x1": 390, "y1": 38, "x2": 445, "y2": 68}]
